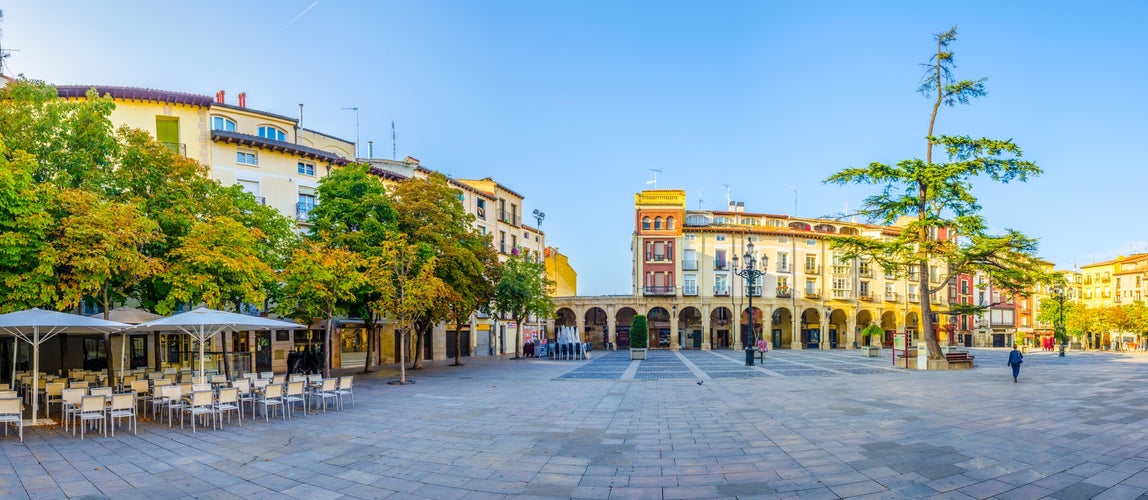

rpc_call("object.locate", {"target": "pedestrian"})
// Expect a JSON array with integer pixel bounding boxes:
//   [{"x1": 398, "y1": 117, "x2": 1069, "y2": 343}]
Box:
[{"x1": 1007, "y1": 344, "x2": 1023, "y2": 383}]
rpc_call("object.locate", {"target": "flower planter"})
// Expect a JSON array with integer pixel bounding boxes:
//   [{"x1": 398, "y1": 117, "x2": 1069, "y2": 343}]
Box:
[
  {"x1": 630, "y1": 348, "x2": 647, "y2": 360},
  {"x1": 861, "y1": 346, "x2": 880, "y2": 357}
]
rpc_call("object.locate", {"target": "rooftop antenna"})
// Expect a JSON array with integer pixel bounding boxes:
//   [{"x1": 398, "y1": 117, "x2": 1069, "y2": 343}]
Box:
[
  {"x1": 342, "y1": 105, "x2": 359, "y2": 158},
  {"x1": 792, "y1": 184, "x2": 798, "y2": 216},
  {"x1": 697, "y1": 190, "x2": 705, "y2": 210},
  {"x1": 391, "y1": 120, "x2": 397, "y2": 160},
  {"x1": 646, "y1": 168, "x2": 662, "y2": 189},
  {"x1": 723, "y1": 184, "x2": 731, "y2": 208},
  {"x1": 0, "y1": 9, "x2": 14, "y2": 76}
]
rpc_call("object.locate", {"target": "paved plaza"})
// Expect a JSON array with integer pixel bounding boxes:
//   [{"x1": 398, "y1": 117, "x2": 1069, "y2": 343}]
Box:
[{"x1": 3, "y1": 348, "x2": 1148, "y2": 499}]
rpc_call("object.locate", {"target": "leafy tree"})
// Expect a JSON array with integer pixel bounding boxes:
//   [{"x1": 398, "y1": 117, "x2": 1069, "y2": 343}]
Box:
[
  {"x1": 369, "y1": 234, "x2": 449, "y2": 384},
  {"x1": 278, "y1": 241, "x2": 367, "y2": 377},
  {"x1": 159, "y1": 216, "x2": 273, "y2": 313},
  {"x1": 54, "y1": 188, "x2": 162, "y2": 315},
  {"x1": 1037, "y1": 296, "x2": 1082, "y2": 346},
  {"x1": 861, "y1": 323, "x2": 885, "y2": 346},
  {"x1": 630, "y1": 315, "x2": 648, "y2": 349},
  {"x1": 390, "y1": 173, "x2": 499, "y2": 368},
  {"x1": 0, "y1": 144, "x2": 59, "y2": 311},
  {"x1": 307, "y1": 162, "x2": 396, "y2": 372},
  {"x1": 492, "y1": 250, "x2": 555, "y2": 359},
  {"x1": 825, "y1": 27, "x2": 1044, "y2": 359}
]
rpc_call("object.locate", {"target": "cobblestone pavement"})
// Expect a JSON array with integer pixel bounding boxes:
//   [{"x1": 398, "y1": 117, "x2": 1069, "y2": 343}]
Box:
[{"x1": 3, "y1": 347, "x2": 1148, "y2": 499}]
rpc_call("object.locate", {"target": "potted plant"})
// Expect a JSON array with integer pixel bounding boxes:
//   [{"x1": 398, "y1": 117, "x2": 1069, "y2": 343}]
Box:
[
  {"x1": 860, "y1": 323, "x2": 884, "y2": 356},
  {"x1": 630, "y1": 314, "x2": 648, "y2": 360}
]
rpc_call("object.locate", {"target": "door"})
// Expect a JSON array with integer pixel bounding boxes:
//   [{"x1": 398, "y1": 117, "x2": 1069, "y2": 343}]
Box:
[
  {"x1": 691, "y1": 330, "x2": 702, "y2": 349},
  {"x1": 772, "y1": 329, "x2": 781, "y2": 349},
  {"x1": 255, "y1": 331, "x2": 272, "y2": 372},
  {"x1": 829, "y1": 329, "x2": 838, "y2": 349}
]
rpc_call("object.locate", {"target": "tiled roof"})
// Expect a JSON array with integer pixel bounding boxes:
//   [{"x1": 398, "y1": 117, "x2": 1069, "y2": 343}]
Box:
[
  {"x1": 211, "y1": 130, "x2": 349, "y2": 165},
  {"x1": 213, "y1": 102, "x2": 299, "y2": 125},
  {"x1": 57, "y1": 85, "x2": 214, "y2": 107}
]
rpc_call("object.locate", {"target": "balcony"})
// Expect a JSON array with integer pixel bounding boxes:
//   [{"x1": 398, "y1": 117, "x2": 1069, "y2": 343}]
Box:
[
  {"x1": 832, "y1": 265, "x2": 851, "y2": 275},
  {"x1": 908, "y1": 294, "x2": 920, "y2": 303},
  {"x1": 295, "y1": 202, "x2": 315, "y2": 222},
  {"x1": 859, "y1": 292, "x2": 875, "y2": 301},
  {"x1": 643, "y1": 285, "x2": 676, "y2": 296},
  {"x1": 885, "y1": 292, "x2": 899, "y2": 302},
  {"x1": 832, "y1": 289, "x2": 850, "y2": 299},
  {"x1": 777, "y1": 264, "x2": 791, "y2": 273},
  {"x1": 714, "y1": 287, "x2": 730, "y2": 297},
  {"x1": 162, "y1": 142, "x2": 187, "y2": 157},
  {"x1": 714, "y1": 261, "x2": 729, "y2": 271},
  {"x1": 804, "y1": 265, "x2": 821, "y2": 275},
  {"x1": 909, "y1": 273, "x2": 921, "y2": 282},
  {"x1": 682, "y1": 260, "x2": 698, "y2": 271},
  {"x1": 930, "y1": 274, "x2": 942, "y2": 283},
  {"x1": 859, "y1": 268, "x2": 873, "y2": 278},
  {"x1": 645, "y1": 253, "x2": 668, "y2": 262},
  {"x1": 682, "y1": 284, "x2": 698, "y2": 296},
  {"x1": 776, "y1": 288, "x2": 792, "y2": 298},
  {"x1": 804, "y1": 290, "x2": 821, "y2": 299},
  {"x1": 499, "y1": 210, "x2": 520, "y2": 227}
]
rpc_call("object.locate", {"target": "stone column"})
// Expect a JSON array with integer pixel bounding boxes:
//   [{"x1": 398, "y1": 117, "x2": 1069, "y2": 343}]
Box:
[
  {"x1": 670, "y1": 314, "x2": 680, "y2": 351},
  {"x1": 845, "y1": 313, "x2": 857, "y2": 349},
  {"x1": 821, "y1": 314, "x2": 831, "y2": 350},
  {"x1": 792, "y1": 308, "x2": 804, "y2": 350},
  {"x1": 606, "y1": 313, "x2": 617, "y2": 351},
  {"x1": 731, "y1": 309, "x2": 742, "y2": 351},
  {"x1": 701, "y1": 312, "x2": 712, "y2": 351}
]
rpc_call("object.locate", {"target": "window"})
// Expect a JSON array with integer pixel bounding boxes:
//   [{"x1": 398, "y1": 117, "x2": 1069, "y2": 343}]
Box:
[
  {"x1": 642, "y1": 217, "x2": 651, "y2": 230},
  {"x1": 806, "y1": 239, "x2": 817, "y2": 246},
  {"x1": 714, "y1": 274, "x2": 728, "y2": 295},
  {"x1": 258, "y1": 126, "x2": 286, "y2": 141},
  {"x1": 960, "y1": 280, "x2": 969, "y2": 294},
  {"x1": 211, "y1": 116, "x2": 237, "y2": 132},
  {"x1": 778, "y1": 236, "x2": 789, "y2": 243},
  {"x1": 654, "y1": 216, "x2": 663, "y2": 230},
  {"x1": 714, "y1": 249, "x2": 727, "y2": 270},
  {"x1": 716, "y1": 234, "x2": 727, "y2": 242},
  {"x1": 653, "y1": 242, "x2": 665, "y2": 261},
  {"x1": 776, "y1": 252, "x2": 789, "y2": 272},
  {"x1": 297, "y1": 162, "x2": 315, "y2": 175},
  {"x1": 476, "y1": 199, "x2": 486, "y2": 219},
  {"x1": 684, "y1": 234, "x2": 696, "y2": 241},
  {"x1": 667, "y1": 217, "x2": 675, "y2": 230},
  {"x1": 237, "y1": 150, "x2": 258, "y2": 165}
]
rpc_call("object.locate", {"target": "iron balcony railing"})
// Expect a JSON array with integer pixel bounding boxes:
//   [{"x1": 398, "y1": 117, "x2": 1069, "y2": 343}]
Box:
[
  {"x1": 682, "y1": 260, "x2": 698, "y2": 271},
  {"x1": 776, "y1": 287, "x2": 792, "y2": 298},
  {"x1": 805, "y1": 265, "x2": 821, "y2": 274},
  {"x1": 499, "y1": 210, "x2": 520, "y2": 227},
  {"x1": 804, "y1": 290, "x2": 821, "y2": 299},
  {"x1": 747, "y1": 285, "x2": 762, "y2": 297},
  {"x1": 682, "y1": 284, "x2": 698, "y2": 296},
  {"x1": 643, "y1": 286, "x2": 676, "y2": 296},
  {"x1": 714, "y1": 287, "x2": 730, "y2": 297},
  {"x1": 162, "y1": 142, "x2": 187, "y2": 157}
]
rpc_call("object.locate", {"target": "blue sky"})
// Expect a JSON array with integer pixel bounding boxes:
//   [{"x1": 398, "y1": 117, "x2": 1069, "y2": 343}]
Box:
[{"x1": 4, "y1": 1, "x2": 1146, "y2": 295}]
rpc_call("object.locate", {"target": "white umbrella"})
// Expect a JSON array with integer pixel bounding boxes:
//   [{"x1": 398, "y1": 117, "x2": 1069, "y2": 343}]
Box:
[
  {"x1": 0, "y1": 308, "x2": 128, "y2": 425},
  {"x1": 130, "y1": 308, "x2": 304, "y2": 381},
  {"x1": 88, "y1": 307, "x2": 163, "y2": 377}
]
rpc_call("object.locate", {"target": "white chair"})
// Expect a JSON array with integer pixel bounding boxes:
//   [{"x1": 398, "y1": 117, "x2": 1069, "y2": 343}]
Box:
[
  {"x1": 232, "y1": 379, "x2": 255, "y2": 419},
  {"x1": 272, "y1": 374, "x2": 287, "y2": 384},
  {"x1": 259, "y1": 371, "x2": 273, "y2": 380},
  {"x1": 335, "y1": 376, "x2": 355, "y2": 409},
  {"x1": 44, "y1": 382, "x2": 66, "y2": 419},
  {"x1": 161, "y1": 385, "x2": 186, "y2": 427},
  {"x1": 129, "y1": 380, "x2": 152, "y2": 416},
  {"x1": 181, "y1": 391, "x2": 215, "y2": 433},
  {"x1": 215, "y1": 387, "x2": 241, "y2": 428},
  {"x1": 284, "y1": 381, "x2": 307, "y2": 418},
  {"x1": 289, "y1": 374, "x2": 306, "y2": 383},
  {"x1": 61, "y1": 388, "x2": 85, "y2": 432},
  {"x1": 0, "y1": 398, "x2": 22, "y2": 442},
  {"x1": 192, "y1": 383, "x2": 211, "y2": 392},
  {"x1": 107, "y1": 393, "x2": 136, "y2": 436},
  {"x1": 313, "y1": 379, "x2": 339, "y2": 413},
  {"x1": 89, "y1": 386, "x2": 112, "y2": 398},
  {"x1": 256, "y1": 384, "x2": 285, "y2": 422},
  {"x1": 76, "y1": 395, "x2": 106, "y2": 439}
]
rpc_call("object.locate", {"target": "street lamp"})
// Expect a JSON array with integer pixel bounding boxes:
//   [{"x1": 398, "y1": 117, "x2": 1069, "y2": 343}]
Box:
[
  {"x1": 1053, "y1": 285, "x2": 1067, "y2": 357},
  {"x1": 732, "y1": 241, "x2": 767, "y2": 366}
]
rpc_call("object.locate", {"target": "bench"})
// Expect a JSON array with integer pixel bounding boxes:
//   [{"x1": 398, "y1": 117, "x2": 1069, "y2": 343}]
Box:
[{"x1": 945, "y1": 351, "x2": 974, "y2": 363}]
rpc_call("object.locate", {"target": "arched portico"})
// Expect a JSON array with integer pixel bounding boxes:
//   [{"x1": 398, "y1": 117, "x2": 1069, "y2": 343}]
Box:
[
  {"x1": 615, "y1": 307, "x2": 637, "y2": 348},
  {"x1": 710, "y1": 307, "x2": 732, "y2": 349},
  {"x1": 771, "y1": 307, "x2": 793, "y2": 349},
  {"x1": 584, "y1": 307, "x2": 608, "y2": 348},
  {"x1": 678, "y1": 306, "x2": 703, "y2": 349},
  {"x1": 799, "y1": 308, "x2": 824, "y2": 349},
  {"x1": 647, "y1": 307, "x2": 671, "y2": 348},
  {"x1": 739, "y1": 306, "x2": 764, "y2": 349}
]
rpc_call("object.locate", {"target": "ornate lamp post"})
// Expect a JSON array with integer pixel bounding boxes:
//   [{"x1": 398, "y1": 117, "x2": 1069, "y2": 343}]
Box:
[
  {"x1": 1053, "y1": 285, "x2": 1067, "y2": 357},
  {"x1": 732, "y1": 241, "x2": 767, "y2": 366}
]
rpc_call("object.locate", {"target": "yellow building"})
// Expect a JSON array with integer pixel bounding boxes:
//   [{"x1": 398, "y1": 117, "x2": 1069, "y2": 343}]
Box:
[
  {"x1": 1080, "y1": 257, "x2": 1122, "y2": 309},
  {"x1": 545, "y1": 247, "x2": 578, "y2": 297}
]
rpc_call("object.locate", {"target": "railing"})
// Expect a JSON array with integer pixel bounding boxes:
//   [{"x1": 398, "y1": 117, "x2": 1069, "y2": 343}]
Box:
[
  {"x1": 682, "y1": 285, "x2": 698, "y2": 296},
  {"x1": 499, "y1": 210, "x2": 520, "y2": 227},
  {"x1": 776, "y1": 288, "x2": 792, "y2": 298},
  {"x1": 162, "y1": 142, "x2": 187, "y2": 157},
  {"x1": 930, "y1": 274, "x2": 942, "y2": 283},
  {"x1": 295, "y1": 202, "x2": 315, "y2": 221},
  {"x1": 777, "y1": 264, "x2": 790, "y2": 273},
  {"x1": 908, "y1": 294, "x2": 920, "y2": 303},
  {"x1": 832, "y1": 265, "x2": 851, "y2": 275},
  {"x1": 714, "y1": 288, "x2": 730, "y2": 297},
  {"x1": 643, "y1": 286, "x2": 676, "y2": 296},
  {"x1": 859, "y1": 268, "x2": 873, "y2": 278},
  {"x1": 682, "y1": 260, "x2": 698, "y2": 271},
  {"x1": 859, "y1": 292, "x2": 875, "y2": 301},
  {"x1": 254, "y1": 196, "x2": 266, "y2": 205},
  {"x1": 714, "y1": 261, "x2": 729, "y2": 271},
  {"x1": 909, "y1": 273, "x2": 920, "y2": 282},
  {"x1": 499, "y1": 242, "x2": 508, "y2": 254},
  {"x1": 832, "y1": 289, "x2": 850, "y2": 299},
  {"x1": 804, "y1": 290, "x2": 821, "y2": 299},
  {"x1": 885, "y1": 292, "x2": 899, "y2": 302},
  {"x1": 805, "y1": 265, "x2": 821, "y2": 274}
]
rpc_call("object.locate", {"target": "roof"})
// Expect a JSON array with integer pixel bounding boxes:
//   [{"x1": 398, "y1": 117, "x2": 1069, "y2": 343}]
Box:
[
  {"x1": 57, "y1": 85, "x2": 214, "y2": 107},
  {"x1": 368, "y1": 166, "x2": 407, "y2": 181},
  {"x1": 458, "y1": 177, "x2": 526, "y2": 200},
  {"x1": 212, "y1": 102, "x2": 300, "y2": 125},
  {"x1": 211, "y1": 130, "x2": 349, "y2": 165},
  {"x1": 301, "y1": 127, "x2": 354, "y2": 145}
]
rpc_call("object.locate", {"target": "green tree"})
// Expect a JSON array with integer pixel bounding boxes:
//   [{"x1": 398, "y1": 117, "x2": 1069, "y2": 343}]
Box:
[
  {"x1": 825, "y1": 27, "x2": 1044, "y2": 359},
  {"x1": 278, "y1": 241, "x2": 367, "y2": 377},
  {"x1": 307, "y1": 162, "x2": 396, "y2": 372},
  {"x1": 159, "y1": 216, "x2": 273, "y2": 313},
  {"x1": 369, "y1": 234, "x2": 449, "y2": 384},
  {"x1": 630, "y1": 315, "x2": 648, "y2": 349},
  {"x1": 861, "y1": 323, "x2": 885, "y2": 346},
  {"x1": 390, "y1": 173, "x2": 499, "y2": 368},
  {"x1": 0, "y1": 144, "x2": 59, "y2": 311},
  {"x1": 1037, "y1": 296, "x2": 1081, "y2": 346},
  {"x1": 493, "y1": 250, "x2": 555, "y2": 359}
]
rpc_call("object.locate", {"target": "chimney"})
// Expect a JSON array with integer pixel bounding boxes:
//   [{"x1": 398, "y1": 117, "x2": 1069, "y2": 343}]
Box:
[
  {"x1": 736, "y1": 201, "x2": 745, "y2": 213},
  {"x1": 215, "y1": 90, "x2": 225, "y2": 103},
  {"x1": 368, "y1": 141, "x2": 374, "y2": 159},
  {"x1": 238, "y1": 92, "x2": 246, "y2": 107},
  {"x1": 728, "y1": 200, "x2": 736, "y2": 211}
]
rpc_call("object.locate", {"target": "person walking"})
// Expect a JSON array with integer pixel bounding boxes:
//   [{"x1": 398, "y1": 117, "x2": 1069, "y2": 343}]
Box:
[{"x1": 1007, "y1": 344, "x2": 1023, "y2": 383}]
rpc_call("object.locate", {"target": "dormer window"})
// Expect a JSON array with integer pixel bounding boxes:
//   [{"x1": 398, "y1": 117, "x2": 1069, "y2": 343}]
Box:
[
  {"x1": 258, "y1": 126, "x2": 287, "y2": 141},
  {"x1": 211, "y1": 116, "x2": 237, "y2": 132}
]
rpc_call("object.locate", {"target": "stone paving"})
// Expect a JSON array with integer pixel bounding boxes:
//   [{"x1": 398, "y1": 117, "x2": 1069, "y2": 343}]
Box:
[{"x1": 2, "y1": 347, "x2": 1148, "y2": 499}]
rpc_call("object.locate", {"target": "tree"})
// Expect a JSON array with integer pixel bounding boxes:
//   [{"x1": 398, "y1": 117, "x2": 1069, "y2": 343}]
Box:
[
  {"x1": 1037, "y1": 296, "x2": 1082, "y2": 346},
  {"x1": 630, "y1": 315, "x2": 648, "y2": 349},
  {"x1": 369, "y1": 234, "x2": 449, "y2": 384},
  {"x1": 159, "y1": 216, "x2": 273, "y2": 313},
  {"x1": 0, "y1": 144, "x2": 59, "y2": 312},
  {"x1": 861, "y1": 323, "x2": 885, "y2": 346},
  {"x1": 54, "y1": 188, "x2": 162, "y2": 315},
  {"x1": 307, "y1": 162, "x2": 396, "y2": 372},
  {"x1": 390, "y1": 173, "x2": 499, "y2": 368},
  {"x1": 825, "y1": 27, "x2": 1044, "y2": 359},
  {"x1": 278, "y1": 241, "x2": 366, "y2": 377},
  {"x1": 492, "y1": 250, "x2": 555, "y2": 359}
]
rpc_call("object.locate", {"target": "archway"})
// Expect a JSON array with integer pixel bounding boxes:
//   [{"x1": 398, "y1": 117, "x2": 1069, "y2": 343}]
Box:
[
  {"x1": 826, "y1": 308, "x2": 844, "y2": 348},
  {"x1": 880, "y1": 310, "x2": 897, "y2": 346},
  {"x1": 856, "y1": 309, "x2": 875, "y2": 346},
  {"x1": 678, "y1": 307, "x2": 703, "y2": 349},
  {"x1": 615, "y1": 307, "x2": 637, "y2": 348},
  {"x1": 647, "y1": 307, "x2": 671, "y2": 348},
  {"x1": 710, "y1": 307, "x2": 732, "y2": 349},
  {"x1": 771, "y1": 307, "x2": 793, "y2": 348},
  {"x1": 800, "y1": 308, "x2": 824, "y2": 348},
  {"x1": 906, "y1": 312, "x2": 920, "y2": 346},
  {"x1": 584, "y1": 307, "x2": 607, "y2": 348},
  {"x1": 740, "y1": 306, "x2": 764, "y2": 349}
]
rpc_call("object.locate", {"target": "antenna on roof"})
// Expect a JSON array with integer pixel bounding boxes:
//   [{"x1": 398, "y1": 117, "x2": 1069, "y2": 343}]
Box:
[
  {"x1": 391, "y1": 120, "x2": 397, "y2": 160},
  {"x1": 0, "y1": 9, "x2": 16, "y2": 76},
  {"x1": 646, "y1": 168, "x2": 662, "y2": 188},
  {"x1": 342, "y1": 105, "x2": 359, "y2": 158},
  {"x1": 723, "y1": 184, "x2": 731, "y2": 208},
  {"x1": 697, "y1": 190, "x2": 704, "y2": 210}
]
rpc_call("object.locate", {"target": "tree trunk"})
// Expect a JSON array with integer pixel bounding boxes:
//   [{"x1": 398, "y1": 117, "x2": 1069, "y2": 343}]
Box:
[
  {"x1": 324, "y1": 312, "x2": 334, "y2": 378},
  {"x1": 921, "y1": 259, "x2": 941, "y2": 359},
  {"x1": 398, "y1": 328, "x2": 407, "y2": 384},
  {"x1": 513, "y1": 313, "x2": 523, "y2": 359}
]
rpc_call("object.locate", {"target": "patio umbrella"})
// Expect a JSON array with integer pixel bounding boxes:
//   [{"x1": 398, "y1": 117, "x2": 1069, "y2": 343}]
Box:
[
  {"x1": 0, "y1": 308, "x2": 129, "y2": 425},
  {"x1": 129, "y1": 308, "x2": 304, "y2": 381},
  {"x1": 88, "y1": 307, "x2": 163, "y2": 377}
]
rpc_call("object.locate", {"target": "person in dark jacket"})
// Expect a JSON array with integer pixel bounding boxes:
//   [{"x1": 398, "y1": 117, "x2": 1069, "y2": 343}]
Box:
[{"x1": 1007, "y1": 344, "x2": 1023, "y2": 382}]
